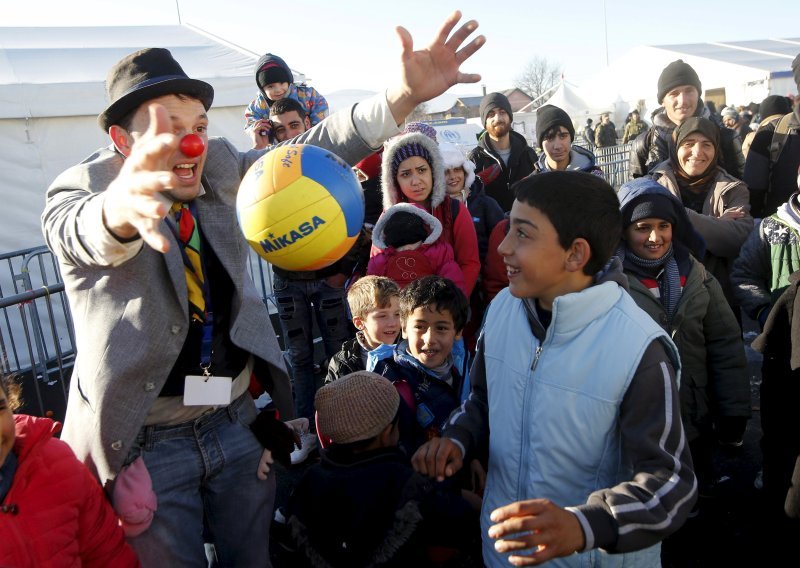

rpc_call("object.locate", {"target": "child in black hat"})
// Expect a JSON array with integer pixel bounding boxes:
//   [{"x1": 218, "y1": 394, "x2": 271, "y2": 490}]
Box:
[
  {"x1": 533, "y1": 104, "x2": 603, "y2": 176},
  {"x1": 243, "y1": 52, "x2": 329, "y2": 149}
]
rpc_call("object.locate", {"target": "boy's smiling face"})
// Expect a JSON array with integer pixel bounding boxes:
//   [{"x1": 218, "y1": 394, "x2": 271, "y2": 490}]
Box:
[
  {"x1": 263, "y1": 82, "x2": 290, "y2": 101},
  {"x1": 355, "y1": 296, "x2": 401, "y2": 350},
  {"x1": 402, "y1": 305, "x2": 462, "y2": 369},
  {"x1": 498, "y1": 200, "x2": 591, "y2": 309}
]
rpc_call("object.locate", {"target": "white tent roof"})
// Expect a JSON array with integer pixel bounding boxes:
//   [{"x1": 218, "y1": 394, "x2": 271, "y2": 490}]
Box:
[
  {"x1": 581, "y1": 38, "x2": 799, "y2": 120},
  {"x1": 0, "y1": 24, "x2": 312, "y2": 120},
  {"x1": 521, "y1": 81, "x2": 611, "y2": 119}
]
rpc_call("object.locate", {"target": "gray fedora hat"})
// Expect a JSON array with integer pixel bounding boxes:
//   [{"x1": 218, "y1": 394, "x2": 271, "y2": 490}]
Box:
[{"x1": 98, "y1": 48, "x2": 214, "y2": 131}]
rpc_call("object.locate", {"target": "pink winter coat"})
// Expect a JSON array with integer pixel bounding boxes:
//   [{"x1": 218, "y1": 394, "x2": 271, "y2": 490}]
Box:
[
  {"x1": 0, "y1": 415, "x2": 139, "y2": 567},
  {"x1": 368, "y1": 203, "x2": 468, "y2": 295}
]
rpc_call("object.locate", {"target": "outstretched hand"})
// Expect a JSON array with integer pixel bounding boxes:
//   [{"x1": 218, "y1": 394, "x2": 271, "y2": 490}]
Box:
[
  {"x1": 102, "y1": 103, "x2": 178, "y2": 253},
  {"x1": 387, "y1": 10, "x2": 485, "y2": 124}
]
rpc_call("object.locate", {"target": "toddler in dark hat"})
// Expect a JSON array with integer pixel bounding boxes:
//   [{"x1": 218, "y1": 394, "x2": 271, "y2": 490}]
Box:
[
  {"x1": 281, "y1": 371, "x2": 480, "y2": 567},
  {"x1": 243, "y1": 52, "x2": 329, "y2": 149}
]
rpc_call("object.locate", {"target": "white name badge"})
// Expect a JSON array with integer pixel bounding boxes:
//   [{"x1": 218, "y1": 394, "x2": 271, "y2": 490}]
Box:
[{"x1": 183, "y1": 375, "x2": 233, "y2": 406}]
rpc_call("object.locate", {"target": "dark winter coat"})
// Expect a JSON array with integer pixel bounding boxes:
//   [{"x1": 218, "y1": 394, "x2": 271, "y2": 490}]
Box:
[
  {"x1": 325, "y1": 336, "x2": 364, "y2": 384},
  {"x1": 625, "y1": 257, "x2": 750, "y2": 442},
  {"x1": 743, "y1": 108, "x2": 800, "y2": 218},
  {"x1": 283, "y1": 447, "x2": 479, "y2": 567},
  {"x1": 630, "y1": 102, "x2": 745, "y2": 179},
  {"x1": 373, "y1": 352, "x2": 465, "y2": 456},
  {"x1": 751, "y1": 271, "x2": 800, "y2": 518},
  {"x1": 467, "y1": 130, "x2": 537, "y2": 212}
]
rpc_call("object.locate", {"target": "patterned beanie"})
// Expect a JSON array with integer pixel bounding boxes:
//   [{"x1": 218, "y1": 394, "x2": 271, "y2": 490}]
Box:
[
  {"x1": 403, "y1": 121, "x2": 438, "y2": 142},
  {"x1": 315, "y1": 371, "x2": 399, "y2": 445},
  {"x1": 390, "y1": 123, "x2": 437, "y2": 182}
]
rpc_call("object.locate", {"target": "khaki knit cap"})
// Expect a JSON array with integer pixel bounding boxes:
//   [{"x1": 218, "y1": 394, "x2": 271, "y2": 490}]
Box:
[{"x1": 315, "y1": 371, "x2": 400, "y2": 444}]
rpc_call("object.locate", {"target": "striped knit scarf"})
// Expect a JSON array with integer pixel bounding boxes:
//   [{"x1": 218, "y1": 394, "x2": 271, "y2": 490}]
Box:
[{"x1": 625, "y1": 245, "x2": 682, "y2": 322}]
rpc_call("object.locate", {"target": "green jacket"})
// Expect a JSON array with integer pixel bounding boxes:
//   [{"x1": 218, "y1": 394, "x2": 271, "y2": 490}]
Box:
[{"x1": 625, "y1": 256, "x2": 751, "y2": 441}]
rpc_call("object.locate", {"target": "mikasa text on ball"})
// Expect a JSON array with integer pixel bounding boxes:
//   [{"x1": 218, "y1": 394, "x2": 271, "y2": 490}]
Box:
[{"x1": 237, "y1": 144, "x2": 364, "y2": 271}]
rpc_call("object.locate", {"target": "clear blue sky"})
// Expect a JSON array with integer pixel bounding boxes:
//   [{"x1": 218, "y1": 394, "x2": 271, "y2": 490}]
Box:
[{"x1": 4, "y1": 0, "x2": 798, "y2": 96}]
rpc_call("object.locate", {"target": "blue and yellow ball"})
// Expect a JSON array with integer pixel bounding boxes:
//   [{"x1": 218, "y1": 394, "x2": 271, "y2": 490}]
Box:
[{"x1": 237, "y1": 144, "x2": 364, "y2": 271}]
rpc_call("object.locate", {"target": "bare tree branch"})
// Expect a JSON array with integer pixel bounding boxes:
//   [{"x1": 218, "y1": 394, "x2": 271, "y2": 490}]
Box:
[
  {"x1": 406, "y1": 102, "x2": 430, "y2": 122},
  {"x1": 514, "y1": 56, "x2": 562, "y2": 109}
]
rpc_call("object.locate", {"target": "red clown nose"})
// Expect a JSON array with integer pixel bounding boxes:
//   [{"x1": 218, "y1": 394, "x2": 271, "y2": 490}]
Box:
[{"x1": 179, "y1": 134, "x2": 205, "y2": 158}]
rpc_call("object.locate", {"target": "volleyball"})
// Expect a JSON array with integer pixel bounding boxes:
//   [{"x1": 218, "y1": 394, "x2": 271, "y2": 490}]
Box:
[{"x1": 237, "y1": 144, "x2": 364, "y2": 271}]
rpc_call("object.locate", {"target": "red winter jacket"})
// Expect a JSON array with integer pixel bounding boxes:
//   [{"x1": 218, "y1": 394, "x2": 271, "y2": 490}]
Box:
[
  {"x1": 482, "y1": 218, "x2": 510, "y2": 303},
  {"x1": 0, "y1": 415, "x2": 139, "y2": 568}
]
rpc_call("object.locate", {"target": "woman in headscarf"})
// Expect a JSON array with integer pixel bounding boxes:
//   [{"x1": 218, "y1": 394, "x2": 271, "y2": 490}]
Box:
[{"x1": 650, "y1": 116, "x2": 753, "y2": 309}]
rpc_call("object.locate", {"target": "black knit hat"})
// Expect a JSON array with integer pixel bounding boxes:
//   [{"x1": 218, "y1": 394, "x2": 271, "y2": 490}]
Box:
[
  {"x1": 255, "y1": 53, "x2": 293, "y2": 92},
  {"x1": 657, "y1": 59, "x2": 702, "y2": 104},
  {"x1": 622, "y1": 192, "x2": 678, "y2": 228},
  {"x1": 536, "y1": 104, "x2": 575, "y2": 147},
  {"x1": 382, "y1": 211, "x2": 429, "y2": 248},
  {"x1": 759, "y1": 95, "x2": 792, "y2": 119},
  {"x1": 793, "y1": 52, "x2": 800, "y2": 89},
  {"x1": 480, "y1": 92, "x2": 513, "y2": 126},
  {"x1": 98, "y1": 48, "x2": 214, "y2": 131}
]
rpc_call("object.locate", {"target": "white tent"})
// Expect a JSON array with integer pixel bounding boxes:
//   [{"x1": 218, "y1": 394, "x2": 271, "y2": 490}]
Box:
[
  {"x1": 0, "y1": 24, "x2": 276, "y2": 252},
  {"x1": 581, "y1": 39, "x2": 800, "y2": 123}
]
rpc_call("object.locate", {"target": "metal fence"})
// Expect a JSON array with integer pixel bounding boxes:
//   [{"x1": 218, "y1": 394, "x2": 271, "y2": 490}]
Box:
[
  {"x1": 574, "y1": 137, "x2": 633, "y2": 190},
  {"x1": 0, "y1": 247, "x2": 75, "y2": 416},
  {"x1": 594, "y1": 142, "x2": 633, "y2": 190}
]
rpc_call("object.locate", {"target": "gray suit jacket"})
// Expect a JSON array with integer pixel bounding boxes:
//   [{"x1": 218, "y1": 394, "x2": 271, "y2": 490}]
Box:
[{"x1": 42, "y1": 109, "x2": 376, "y2": 485}]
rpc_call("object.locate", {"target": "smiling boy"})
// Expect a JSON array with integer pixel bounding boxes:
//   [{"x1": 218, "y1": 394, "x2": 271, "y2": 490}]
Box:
[
  {"x1": 326, "y1": 276, "x2": 401, "y2": 383},
  {"x1": 413, "y1": 171, "x2": 697, "y2": 567},
  {"x1": 373, "y1": 276, "x2": 469, "y2": 455}
]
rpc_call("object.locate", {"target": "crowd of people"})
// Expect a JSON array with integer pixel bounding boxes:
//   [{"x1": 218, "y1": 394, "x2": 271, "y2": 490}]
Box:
[{"x1": 2, "y1": 9, "x2": 800, "y2": 566}]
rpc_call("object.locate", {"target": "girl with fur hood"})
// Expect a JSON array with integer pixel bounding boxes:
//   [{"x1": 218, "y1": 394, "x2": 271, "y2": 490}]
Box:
[
  {"x1": 368, "y1": 203, "x2": 467, "y2": 295},
  {"x1": 376, "y1": 123, "x2": 480, "y2": 295}
]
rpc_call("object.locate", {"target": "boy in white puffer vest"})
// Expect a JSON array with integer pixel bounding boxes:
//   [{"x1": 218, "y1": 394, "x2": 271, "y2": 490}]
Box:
[{"x1": 413, "y1": 171, "x2": 697, "y2": 567}]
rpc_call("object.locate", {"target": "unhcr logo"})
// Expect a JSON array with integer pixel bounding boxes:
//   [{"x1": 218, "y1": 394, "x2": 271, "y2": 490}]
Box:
[{"x1": 260, "y1": 216, "x2": 326, "y2": 253}]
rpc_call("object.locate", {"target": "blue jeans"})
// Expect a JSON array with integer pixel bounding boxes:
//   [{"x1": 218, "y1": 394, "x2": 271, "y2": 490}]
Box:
[
  {"x1": 273, "y1": 275, "x2": 350, "y2": 420},
  {"x1": 126, "y1": 394, "x2": 274, "y2": 567}
]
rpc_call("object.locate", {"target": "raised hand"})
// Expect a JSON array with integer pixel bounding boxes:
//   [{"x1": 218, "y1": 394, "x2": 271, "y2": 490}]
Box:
[
  {"x1": 102, "y1": 103, "x2": 179, "y2": 253},
  {"x1": 387, "y1": 10, "x2": 485, "y2": 124}
]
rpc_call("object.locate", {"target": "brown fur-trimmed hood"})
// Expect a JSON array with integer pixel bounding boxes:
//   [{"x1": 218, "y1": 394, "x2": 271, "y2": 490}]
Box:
[{"x1": 381, "y1": 131, "x2": 446, "y2": 211}]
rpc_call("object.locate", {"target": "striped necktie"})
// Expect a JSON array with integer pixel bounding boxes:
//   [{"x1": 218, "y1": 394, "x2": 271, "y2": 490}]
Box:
[{"x1": 171, "y1": 202, "x2": 206, "y2": 323}]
